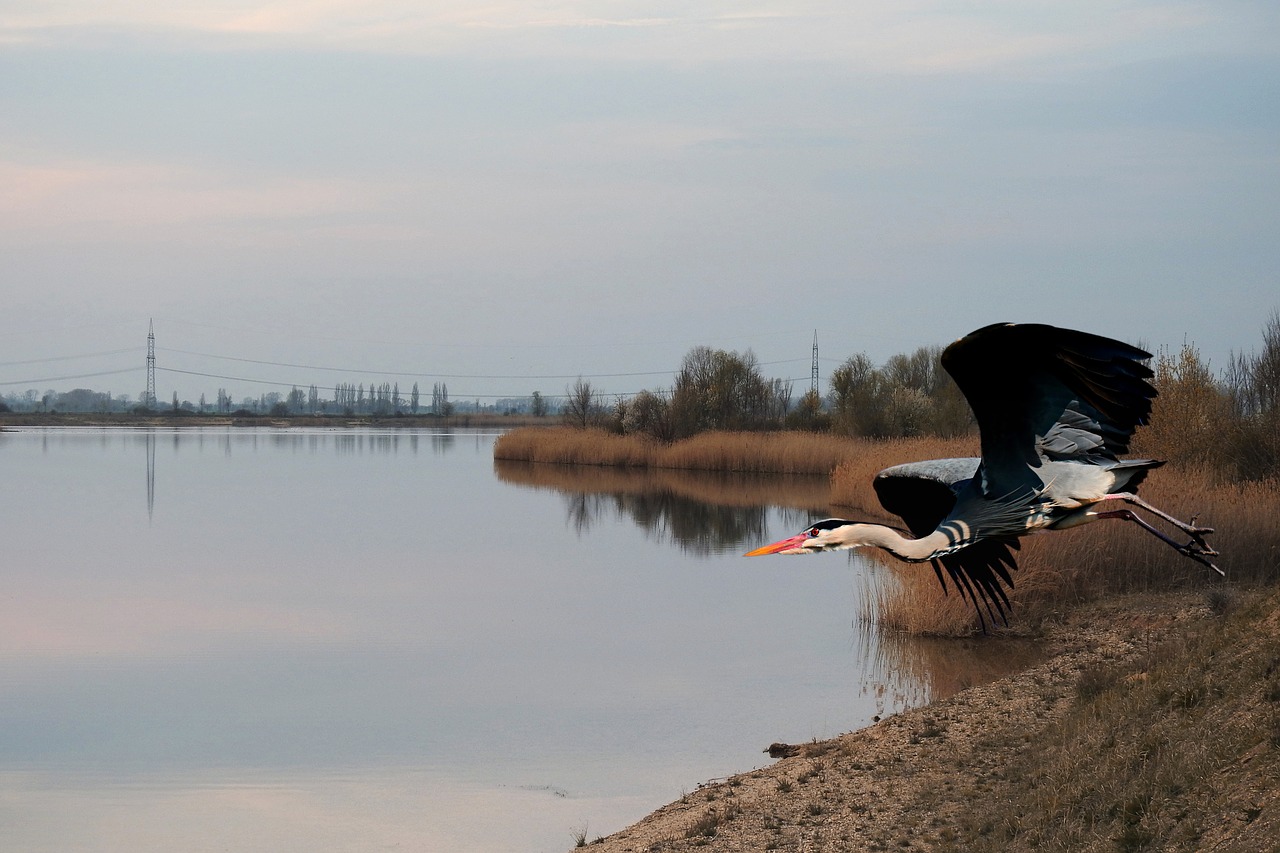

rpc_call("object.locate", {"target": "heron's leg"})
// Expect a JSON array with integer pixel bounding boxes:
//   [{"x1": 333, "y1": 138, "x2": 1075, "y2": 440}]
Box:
[
  {"x1": 1094, "y1": 509, "x2": 1225, "y2": 577},
  {"x1": 1098, "y1": 492, "x2": 1217, "y2": 561},
  {"x1": 1099, "y1": 492, "x2": 1214, "y2": 536}
]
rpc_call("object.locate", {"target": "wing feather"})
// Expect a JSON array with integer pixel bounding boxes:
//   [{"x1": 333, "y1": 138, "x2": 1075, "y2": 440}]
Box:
[
  {"x1": 941, "y1": 323, "x2": 1156, "y2": 496},
  {"x1": 874, "y1": 458, "x2": 1020, "y2": 629}
]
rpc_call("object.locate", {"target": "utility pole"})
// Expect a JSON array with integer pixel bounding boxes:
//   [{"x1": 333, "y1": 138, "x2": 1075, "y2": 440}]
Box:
[
  {"x1": 811, "y1": 330, "x2": 820, "y2": 396},
  {"x1": 146, "y1": 319, "x2": 156, "y2": 409}
]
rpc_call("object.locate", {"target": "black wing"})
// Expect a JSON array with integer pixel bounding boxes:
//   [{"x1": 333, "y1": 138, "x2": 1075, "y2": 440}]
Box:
[
  {"x1": 942, "y1": 323, "x2": 1156, "y2": 496},
  {"x1": 931, "y1": 540, "x2": 1021, "y2": 630},
  {"x1": 873, "y1": 458, "x2": 977, "y2": 537},
  {"x1": 874, "y1": 459, "x2": 1020, "y2": 629}
]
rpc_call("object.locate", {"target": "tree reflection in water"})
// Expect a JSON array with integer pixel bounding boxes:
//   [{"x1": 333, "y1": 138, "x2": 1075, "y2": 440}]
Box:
[
  {"x1": 494, "y1": 458, "x2": 1046, "y2": 709},
  {"x1": 493, "y1": 460, "x2": 831, "y2": 555}
]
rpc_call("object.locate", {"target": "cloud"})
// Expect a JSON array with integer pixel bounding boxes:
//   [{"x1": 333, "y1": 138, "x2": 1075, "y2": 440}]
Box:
[
  {"x1": 0, "y1": 157, "x2": 392, "y2": 239},
  {"x1": 0, "y1": 2, "x2": 1242, "y2": 72}
]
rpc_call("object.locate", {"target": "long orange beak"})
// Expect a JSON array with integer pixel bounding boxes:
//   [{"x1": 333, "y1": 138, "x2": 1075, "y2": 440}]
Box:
[{"x1": 744, "y1": 534, "x2": 809, "y2": 556}]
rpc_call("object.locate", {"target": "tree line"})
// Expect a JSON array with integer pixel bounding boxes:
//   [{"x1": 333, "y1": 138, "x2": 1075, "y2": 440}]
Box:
[
  {"x1": 565, "y1": 312, "x2": 1280, "y2": 481},
  {"x1": 6, "y1": 314, "x2": 1277, "y2": 482}
]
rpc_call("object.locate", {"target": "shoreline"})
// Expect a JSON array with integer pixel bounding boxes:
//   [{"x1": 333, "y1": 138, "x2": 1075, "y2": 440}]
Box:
[
  {"x1": 0, "y1": 413, "x2": 546, "y2": 429},
  {"x1": 580, "y1": 589, "x2": 1279, "y2": 852}
]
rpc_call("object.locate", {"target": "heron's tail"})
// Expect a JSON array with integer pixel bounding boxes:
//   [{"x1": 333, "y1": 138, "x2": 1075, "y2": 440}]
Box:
[{"x1": 1106, "y1": 458, "x2": 1164, "y2": 493}]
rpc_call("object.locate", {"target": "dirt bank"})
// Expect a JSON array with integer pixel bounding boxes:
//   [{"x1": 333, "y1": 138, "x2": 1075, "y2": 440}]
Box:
[{"x1": 580, "y1": 590, "x2": 1280, "y2": 852}]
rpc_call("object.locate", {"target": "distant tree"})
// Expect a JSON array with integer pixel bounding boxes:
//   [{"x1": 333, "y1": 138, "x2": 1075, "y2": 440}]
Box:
[
  {"x1": 431, "y1": 382, "x2": 453, "y2": 417},
  {"x1": 668, "y1": 347, "x2": 781, "y2": 438},
  {"x1": 563, "y1": 377, "x2": 598, "y2": 428},
  {"x1": 1142, "y1": 343, "x2": 1228, "y2": 469},
  {"x1": 411, "y1": 382, "x2": 420, "y2": 414},
  {"x1": 786, "y1": 388, "x2": 827, "y2": 431},
  {"x1": 269, "y1": 401, "x2": 289, "y2": 417},
  {"x1": 621, "y1": 389, "x2": 673, "y2": 440},
  {"x1": 55, "y1": 388, "x2": 111, "y2": 413},
  {"x1": 172, "y1": 391, "x2": 179, "y2": 412},
  {"x1": 829, "y1": 352, "x2": 885, "y2": 437},
  {"x1": 1222, "y1": 309, "x2": 1280, "y2": 479},
  {"x1": 530, "y1": 390, "x2": 548, "y2": 417}
]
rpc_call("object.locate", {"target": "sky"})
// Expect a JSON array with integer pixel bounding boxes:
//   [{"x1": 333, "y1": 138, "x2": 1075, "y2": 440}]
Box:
[{"x1": 2, "y1": 1, "x2": 1278, "y2": 405}]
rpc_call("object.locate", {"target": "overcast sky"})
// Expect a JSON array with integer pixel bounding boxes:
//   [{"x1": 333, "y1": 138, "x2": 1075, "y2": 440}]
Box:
[{"x1": 2, "y1": 2, "x2": 1277, "y2": 404}]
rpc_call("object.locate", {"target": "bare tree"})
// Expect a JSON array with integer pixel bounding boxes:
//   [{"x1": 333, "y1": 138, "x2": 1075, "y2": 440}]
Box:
[{"x1": 563, "y1": 377, "x2": 598, "y2": 428}]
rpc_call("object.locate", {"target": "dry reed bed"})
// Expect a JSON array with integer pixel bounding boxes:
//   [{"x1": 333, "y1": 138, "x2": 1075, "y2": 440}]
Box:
[{"x1": 494, "y1": 426, "x2": 863, "y2": 475}]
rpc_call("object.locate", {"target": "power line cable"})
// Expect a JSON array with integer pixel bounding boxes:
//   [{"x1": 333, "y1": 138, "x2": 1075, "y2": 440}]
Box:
[
  {"x1": 0, "y1": 347, "x2": 140, "y2": 367},
  {"x1": 161, "y1": 315, "x2": 811, "y2": 351},
  {"x1": 157, "y1": 347, "x2": 807, "y2": 380},
  {"x1": 0, "y1": 367, "x2": 139, "y2": 387},
  {"x1": 157, "y1": 366, "x2": 813, "y2": 400}
]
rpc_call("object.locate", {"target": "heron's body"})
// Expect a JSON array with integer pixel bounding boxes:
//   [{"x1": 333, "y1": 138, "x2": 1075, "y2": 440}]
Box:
[{"x1": 746, "y1": 323, "x2": 1221, "y2": 626}]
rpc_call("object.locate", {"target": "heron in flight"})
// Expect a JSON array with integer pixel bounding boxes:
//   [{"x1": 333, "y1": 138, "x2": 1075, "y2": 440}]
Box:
[{"x1": 745, "y1": 323, "x2": 1221, "y2": 627}]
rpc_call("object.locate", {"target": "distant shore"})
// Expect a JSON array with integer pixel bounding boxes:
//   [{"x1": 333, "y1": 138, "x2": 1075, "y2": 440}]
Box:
[{"x1": 0, "y1": 412, "x2": 551, "y2": 429}]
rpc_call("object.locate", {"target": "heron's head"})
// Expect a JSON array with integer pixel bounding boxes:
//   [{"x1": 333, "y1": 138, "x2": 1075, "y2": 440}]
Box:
[{"x1": 744, "y1": 519, "x2": 868, "y2": 556}]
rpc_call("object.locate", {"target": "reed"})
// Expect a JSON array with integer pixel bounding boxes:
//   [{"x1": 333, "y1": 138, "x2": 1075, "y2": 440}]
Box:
[{"x1": 493, "y1": 427, "x2": 863, "y2": 475}]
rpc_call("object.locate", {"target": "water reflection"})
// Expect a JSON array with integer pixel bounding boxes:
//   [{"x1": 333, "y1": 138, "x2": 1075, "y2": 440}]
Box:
[
  {"x1": 146, "y1": 430, "x2": 155, "y2": 520},
  {"x1": 0, "y1": 428, "x2": 1045, "y2": 853},
  {"x1": 14, "y1": 426, "x2": 480, "y2": 519},
  {"x1": 494, "y1": 460, "x2": 832, "y2": 555},
  {"x1": 496, "y1": 458, "x2": 1043, "y2": 703}
]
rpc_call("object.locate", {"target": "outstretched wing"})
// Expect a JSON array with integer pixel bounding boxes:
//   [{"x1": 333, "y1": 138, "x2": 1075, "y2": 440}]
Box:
[
  {"x1": 873, "y1": 458, "x2": 977, "y2": 537},
  {"x1": 942, "y1": 323, "x2": 1156, "y2": 497},
  {"x1": 874, "y1": 459, "x2": 1020, "y2": 629}
]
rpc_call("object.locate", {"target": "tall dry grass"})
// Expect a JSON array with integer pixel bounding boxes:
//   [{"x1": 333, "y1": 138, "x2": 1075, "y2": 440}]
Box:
[{"x1": 493, "y1": 426, "x2": 864, "y2": 475}]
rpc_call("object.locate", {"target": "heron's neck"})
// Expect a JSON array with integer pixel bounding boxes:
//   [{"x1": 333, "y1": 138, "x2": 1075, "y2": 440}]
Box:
[{"x1": 850, "y1": 524, "x2": 955, "y2": 563}]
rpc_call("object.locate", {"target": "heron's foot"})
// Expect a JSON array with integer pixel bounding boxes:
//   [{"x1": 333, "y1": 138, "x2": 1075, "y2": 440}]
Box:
[
  {"x1": 1171, "y1": 514, "x2": 1214, "y2": 537},
  {"x1": 1177, "y1": 539, "x2": 1225, "y2": 577},
  {"x1": 1172, "y1": 518, "x2": 1217, "y2": 555}
]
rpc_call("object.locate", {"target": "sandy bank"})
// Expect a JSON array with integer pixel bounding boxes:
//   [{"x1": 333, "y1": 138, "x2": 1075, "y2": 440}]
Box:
[{"x1": 580, "y1": 591, "x2": 1279, "y2": 852}]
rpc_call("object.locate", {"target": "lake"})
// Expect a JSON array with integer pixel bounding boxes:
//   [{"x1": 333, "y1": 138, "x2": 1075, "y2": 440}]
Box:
[{"x1": 0, "y1": 427, "x2": 1032, "y2": 851}]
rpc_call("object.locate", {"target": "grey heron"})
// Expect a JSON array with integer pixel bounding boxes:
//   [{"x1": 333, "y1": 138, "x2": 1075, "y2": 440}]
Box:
[{"x1": 745, "y1": 323, "x2": 1221, "y2": 627}]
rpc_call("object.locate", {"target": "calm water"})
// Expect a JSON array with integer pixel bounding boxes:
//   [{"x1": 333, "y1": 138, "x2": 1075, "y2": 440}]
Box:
[{"x1": 0, "y1": 427, "x2": 1031, "y2": 852}]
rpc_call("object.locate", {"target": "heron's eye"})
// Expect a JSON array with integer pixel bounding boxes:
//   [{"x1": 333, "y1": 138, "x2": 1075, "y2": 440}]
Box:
[{"x1": 808, "y1": 528, "x2": 821, "y2": 537}]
